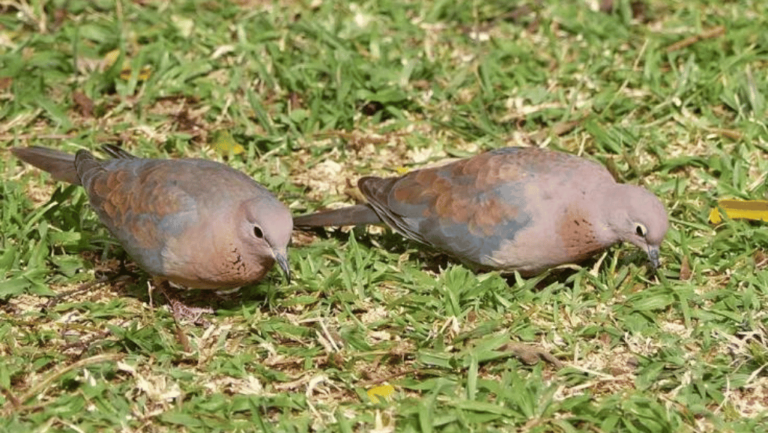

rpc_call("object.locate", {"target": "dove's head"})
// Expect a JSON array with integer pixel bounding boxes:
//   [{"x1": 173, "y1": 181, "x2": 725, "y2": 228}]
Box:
[
  {"x1": 602, "y1": 184, "x2": 669, "y2": 269},
  {"x1": 238, "y1": 196, "x2": 293, "y2": 283}
]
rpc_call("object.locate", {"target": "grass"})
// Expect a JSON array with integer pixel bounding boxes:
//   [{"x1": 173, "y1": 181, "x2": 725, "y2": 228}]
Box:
[{"x1": 1, "y1": 0, "x2": 768, "y2": 431}]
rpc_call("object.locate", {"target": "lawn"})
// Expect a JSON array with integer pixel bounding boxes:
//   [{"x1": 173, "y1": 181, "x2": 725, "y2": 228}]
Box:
[{"x1": 1, "y1": 0, "x2": 767, "y2": 431}]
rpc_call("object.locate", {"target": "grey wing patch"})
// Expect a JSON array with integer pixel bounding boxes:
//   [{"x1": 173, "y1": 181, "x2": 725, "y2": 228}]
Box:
[
  {"x1": 414, "y1": 187, "x2": 534, "y2": 268},
  {"x1": 362, "y1": 173, "x2": 534, "y2": 267},
  {"x1": 366, "y1": 201, "x2": 432, "y2": 245}
]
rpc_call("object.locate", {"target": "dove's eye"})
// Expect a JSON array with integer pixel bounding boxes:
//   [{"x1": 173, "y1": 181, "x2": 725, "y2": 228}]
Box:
[
  {"x1": 635, "y1": 223, "x2": 647, "y2": 237},
  {"x1": 253, "y1": 226, "x2": 264, "y2": 239}
]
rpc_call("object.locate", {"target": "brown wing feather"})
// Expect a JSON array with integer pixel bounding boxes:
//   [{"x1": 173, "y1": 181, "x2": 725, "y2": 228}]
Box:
[{"x1": 74, "y1": 151, "x2": 198, "y2": 273}]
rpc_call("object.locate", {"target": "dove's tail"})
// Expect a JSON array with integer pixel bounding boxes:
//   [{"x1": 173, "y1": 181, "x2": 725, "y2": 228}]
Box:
[
  {"x1": 293, "y1": 205, "x2": 382, "y2": 228},
  {"x1": 12, "y1": 144, "x2": 138, "y2": 186},
  {"x1": 11, "y1": 146, "x2": 81, "y2": 185},
  {"x1": 101, "y1": 144, "x2": 138, "y2": 160}
]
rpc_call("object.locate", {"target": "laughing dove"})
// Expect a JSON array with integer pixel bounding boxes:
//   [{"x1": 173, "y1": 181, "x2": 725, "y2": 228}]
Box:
[
  {"x1": 294, "y1": 146, "x2": 668, "y2": 275},
  {"x1": 12, "y1": 145, "x2": 292, "y2": 312}
]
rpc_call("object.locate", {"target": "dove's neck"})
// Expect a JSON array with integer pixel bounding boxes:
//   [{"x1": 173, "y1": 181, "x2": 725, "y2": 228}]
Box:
[{"x1": 594, "y1": 183, "x2": 632, "y2": 245}]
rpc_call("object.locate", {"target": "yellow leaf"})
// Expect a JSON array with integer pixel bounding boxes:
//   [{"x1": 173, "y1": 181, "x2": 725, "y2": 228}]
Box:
[
  {"x1": 211, "y1": 130, "x2": 245, "y2": 156},
  {"x1": 366, "y1": 384, "x2": 394, "y2": 404},
  {"x1": 709, "y1": 207, "x2": 722, "y2": 224},
  {"x1": 105, "y1": 50, "x2": 151, "y2": 82},
  {"x1": 137, "y1": 66, "x2": 152, "y2": 81},
  {"x1": 394, "y1": 166, "x2": 409, "y2": 175},
  {"x1": 103, "y1": 49, "x2": 121, "y2": 68},
  {"x1": 710, "y1": 199, "x2": 768, "y2": 224},
  {"x1": 119, "y1": 65, "x2": 152, "y2": 81}
]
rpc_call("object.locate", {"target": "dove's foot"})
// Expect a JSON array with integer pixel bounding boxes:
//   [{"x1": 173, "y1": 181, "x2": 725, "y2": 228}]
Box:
[
  {"x1": 167, "y1": 296, "x2": 214, "y2": 324},
  {"x1": 499, "y1": 343, "x2": 563, "y2": 368},
  {"x1": 153, "y1": 279, "x2": 213, "y2": 325}
]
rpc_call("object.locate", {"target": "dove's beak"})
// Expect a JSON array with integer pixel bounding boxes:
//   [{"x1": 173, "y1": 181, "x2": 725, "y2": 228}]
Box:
[
  {"x1": 273, "y1": 249, "x2": 291, "y2": 284},
  {"x1": 646, "y1": 245, "x2": 660, "y2": 270}
]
